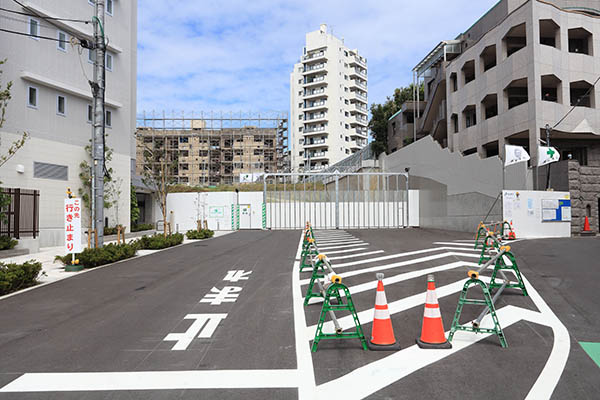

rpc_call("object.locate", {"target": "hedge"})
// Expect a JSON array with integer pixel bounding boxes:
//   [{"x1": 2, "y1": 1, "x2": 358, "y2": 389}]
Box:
[
  {"x1": 0, "y1": 260, "x2": 42, "y2": 296},
  {"x1": 55, "y1": 242, "x2": 137, "y2": 268},
  {"x1": 186, "y1": 229, "x2": 215, "y2": 240},
  {"x1": 135, "y1": 233, "x2": 184, "y2": 250},
  {"x1": 131, "y1": 223, "x2": 154, "y2": 232},
  {"x1": 0, "y1": 236, "x2": 18, "y2": 251}
]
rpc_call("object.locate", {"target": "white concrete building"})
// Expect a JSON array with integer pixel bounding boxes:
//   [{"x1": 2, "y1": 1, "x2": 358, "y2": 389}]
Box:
[
  {"x1": 290, "y1": 24, "x2": 368, "y2": 173},
  {"x1": 0, "y1": 0, "x2": 137, "y2": 248}
]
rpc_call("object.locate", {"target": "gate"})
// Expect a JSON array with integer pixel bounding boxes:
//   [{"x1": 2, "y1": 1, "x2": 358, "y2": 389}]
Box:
[
  {"x1": 0, "y1": 188, "x2": 40, "y2": 238},
  {"x1": 262, "y1": 172, "x2": 409, "y2": 230}
]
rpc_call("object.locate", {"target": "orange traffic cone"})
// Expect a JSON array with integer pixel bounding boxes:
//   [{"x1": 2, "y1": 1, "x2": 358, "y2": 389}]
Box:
[
  {"x1": 368, "y1": 273, "x2": 401, "y2": 351},
  {"x1": 583, "y1": 216, "x2": 591, "y2": 232},
  {"x1": 416, "y1": 274, "x2": 452, "y2": 349}
]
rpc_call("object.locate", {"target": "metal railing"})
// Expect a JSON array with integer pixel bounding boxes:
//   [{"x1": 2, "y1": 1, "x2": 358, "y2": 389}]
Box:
[
  {"x1": 0, "y1": 188, "x2": 40, "y2": 239},
  {"x1": 303, "y1": 51, "x2": 326, "y2": 61}
]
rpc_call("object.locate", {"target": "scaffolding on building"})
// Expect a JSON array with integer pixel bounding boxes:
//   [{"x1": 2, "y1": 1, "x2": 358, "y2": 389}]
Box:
[{"x1": 135, "y1": 111, "x2": 289, "y2": 186}]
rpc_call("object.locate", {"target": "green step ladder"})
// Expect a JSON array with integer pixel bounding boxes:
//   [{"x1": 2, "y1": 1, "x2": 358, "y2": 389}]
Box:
[
  {"x1": 303, "y1": 257, "x2": 329, "y2": 305},
  {"x1": 448, "y1": 277, "x2": 508, "y2": 348},
  {"x1": 312, "y1": 276, "x2": 368, "y2": 352},
  {"x1": 489, "y1": 249, "x2": 528, "y2": 296}
]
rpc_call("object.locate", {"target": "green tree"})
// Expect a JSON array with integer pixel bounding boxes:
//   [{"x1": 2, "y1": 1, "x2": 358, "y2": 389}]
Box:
[
  {"x1": 130, "y1": 184, "x2": 140, "y2": 224},
  {"x1": 368, "y1": 83, "x2": 424, "y2": 156},
  {"x1": 0, "y1": 59, "x2": 29, "y2": 224}
]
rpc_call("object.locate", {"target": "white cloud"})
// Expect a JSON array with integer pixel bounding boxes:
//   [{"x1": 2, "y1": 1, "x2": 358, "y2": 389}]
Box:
[{"x1": 137, "y1": 0, "x2": 500, "y2": 115}]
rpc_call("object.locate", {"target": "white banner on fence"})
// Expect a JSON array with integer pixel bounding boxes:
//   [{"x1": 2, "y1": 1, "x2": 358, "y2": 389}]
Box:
[{"x1": 64, "y1": 198, "x2": 82, "y2": 254}]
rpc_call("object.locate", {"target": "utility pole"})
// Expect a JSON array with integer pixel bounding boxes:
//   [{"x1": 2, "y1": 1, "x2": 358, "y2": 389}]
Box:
[
  {"x1": 91, "y1": 0, "x2": 106, "y2": 247},
  {"x1": 545, "y1": 124, "x2": 552, "y2": 190}
]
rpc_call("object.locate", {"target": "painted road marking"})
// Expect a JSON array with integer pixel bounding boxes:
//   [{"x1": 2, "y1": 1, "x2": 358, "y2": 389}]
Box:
[
  {"x1": 315, "y1": 239, "x2": 363, "y2": 245},
  {"x1": 318, "y1": 243, "x2": 368, "y2": 250},
  {"x1": 223, "y1": 270, "x2": 252, "y2": 282},
  {"x1": 579, "y1": 342, "x2": 600, "y2": 368},
  {"x1": 433, "y1": 241, "x2": 477, "y2": 247},
  {"x1": 322, "y1": 247, "x2": 369, "y2": 255},
  {"x1": 328, "y1": 250, "x2": 385, "y2": 261},
  {"x1": 0, "y1": 370, "x2": 300, "y2": 392},
  {"x1": 294, "y1": 234, "x2": 570, "y2": 399},
  {"x1": 163, "y1": 314, "x2": 227, "y2": 350},
  {"x1": 331, "y1": 247, "x2": 480, "y2": 269},
  {"x1": 299, "y1": 252, "x2": 479, "y2": 285},
  {"x1": 200, "y1": 286, "x2": 242, "y2": 305}
]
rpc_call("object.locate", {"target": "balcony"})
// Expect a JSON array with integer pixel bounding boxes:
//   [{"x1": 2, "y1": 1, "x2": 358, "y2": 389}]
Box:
[
  {"x1": 303, "y1": 138, "x2": 327, "y2": 148},
  {"x1": 303, "y1": 63, "x2": 326, "y2": 75},
  {"x1": 304, "y1": 124, "x2": 327, "y2": 134},
  {"x1": 305, "y1": 151, "x2": 327, "y2": 161},
  {"x1": 349, "y1": 55, "x2": 367, "y2": 67},
  {"x1": 309, "y1": 164, "x2": 327, "y2": 171},
  {"x1": 349, "y1": 68, "x2": 367, "y2": 78},
  {"x1": 354, "y1": 128, "x2": 368, "y2": 137},
  {"x1": 350, "y1": 79, "x2": 367, "y2": 90},
  {"x1": 304, "y1": 112, "x2": 327, "y2": 122},
  {"x1": 303, "y1": 88, "x2": 326, "y2": 99},
  {"x1": 353, "y1": 115, "x2": 368, "y2": 124},
  {"x1": 351, "y1": 90, "x2": 367, "y2": 103},
  {"x1": 353, "y1": 103, "x2": 368, "y2": 114},
  {"x1": 304, "y1": 100, "x2": 327, "y2": 111},
  {"x1": 303, "y1": 75, "x2": 326, "y2": 87},
  {"x1": 303, "y1": 50, "x2": 327, "y2": 62}
]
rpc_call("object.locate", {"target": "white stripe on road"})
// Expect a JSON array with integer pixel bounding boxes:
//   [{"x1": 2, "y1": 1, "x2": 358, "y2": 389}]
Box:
[
  {"x1": 318, "y1": 243, "x2": 368, "y2": 251},
  {"x1": 433, "y1": 242, "x2": 476, "y2": 247},
  {"x1": 327, "y1": 250, "x2": 385, "y2": 261},
  {"x1": 315, "y1": 239, "x2": 363, "y2": 246},
  {"x1": 0, "y1": 370, "x2": 301, "y2": 392},
  {"x1": 300, "y1": 252, "x2": 479, "y2": 285},
  {"x1": 321, "y1": 247, "x2": 369, "y2": 255},
  {"x1": 332, "y1": 247, "x2": 480, "y2": 269}
]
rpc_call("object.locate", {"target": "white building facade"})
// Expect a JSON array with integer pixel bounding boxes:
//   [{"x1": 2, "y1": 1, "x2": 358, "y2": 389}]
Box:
[
  {"x1": 0, "y1": 0, "x2": 137, "y2": 248},
  {"x1": 290, "y1": 24, "x2": 368, "y2": 173}
]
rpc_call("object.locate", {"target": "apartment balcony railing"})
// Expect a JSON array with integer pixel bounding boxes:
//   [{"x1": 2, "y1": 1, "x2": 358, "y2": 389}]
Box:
[
  {"x1": 303, "y1": 88, "x2": 325, "y2": 97},
  {"x1": 354, "y1": 103, "x2": 368, "y2": 113},
  {"x1": 304, "y1": 125, "x2": 327, "y2": 133},
  {"x1": 354, "y1": 91, "x2": 367, "y2": 101},
  {"x1": 304, "y1": 138, "x2": 326, "y2": 146},
  {"x1": 354, "y1": 115, "x2": 368, "y2": 123},
  {"x1": 303, "y1": 63, "x2": 325, "y2": 73},
  {"x1": 305, "y1": 112, "x2": 326, "y2": 120},
  {"x1": 351, "y1": 68, "x2": 367, "y2": 77},
  {"x1": 310, "y1": 165, "x2": 327, "y2": 171},
  {"x1": 305, "y1": 151, "x2": 327, "y2": 159},
  {"x1": 355, "y1": 128, "x2": 368, "y2": 136},
  {"x1": 351, "y1": 79, "x2": 367, "y2": 89},
  {"x1": 304, "y1": 100, "x2": 327, "y2": 109},
  {"x1": 303, "y1": 51, "x2": 326, "y2": 61},
  {"x1": 350, "y1": 55, "x2": 367, "y2": 67},
  {"x1": 303, "y1": 75, "x2": 326, "y2": 85}
]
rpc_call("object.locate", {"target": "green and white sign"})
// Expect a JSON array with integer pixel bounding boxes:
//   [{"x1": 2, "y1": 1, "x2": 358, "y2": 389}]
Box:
[{"x1": 209, "y1": 206, "x2": 225, "y2": 218}]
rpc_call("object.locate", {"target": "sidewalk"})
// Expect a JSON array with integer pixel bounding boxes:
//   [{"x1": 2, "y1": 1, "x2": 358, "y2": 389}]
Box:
[{"x1": 0, "y1": 231, "x2": 233, "y2": 287}]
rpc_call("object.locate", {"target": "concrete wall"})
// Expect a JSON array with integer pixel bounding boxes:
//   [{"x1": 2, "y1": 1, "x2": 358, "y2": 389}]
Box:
[{"x1": 382, "y1": 136, "x2": 532, "y2": 233}]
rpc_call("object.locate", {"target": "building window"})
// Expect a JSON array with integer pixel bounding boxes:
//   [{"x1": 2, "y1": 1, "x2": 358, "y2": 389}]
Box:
[
  {"x1": 568, "y1": 28, "x2": 592, "y2": 55},
  {"x1": 541, "y1": 74, "x2": 561, "y2": 103},
  {"x1": 504, "y1": 78, "x2": 528, "y2": 109},
  {"x1": 503, "y1": 23, "x2": 527, "y2": 57},
  {"x1": 57, "y1": 30, "x2": 67, "y2": 51},
  {"x1": 88, "y1": 49, "x2": 95, "y2": 63},
  {"x1": 87, "y1": 104, "x2": 93, "y2": 122},
  {"x1": 539, "y1": 19, "x2": 560, "y2": 48},
  {"x1": 463, "y1": 105, "x2": 477, "y2": 128},
  {"x1": 105, "y1": 52, "x2": 113, "y2": 71},
  {"x1": 480, "y1": 45, "x2": 496, "y2": 72},
  {"x1": 106, "y1": 0, "x2": 113, "y2": 15},
  {"x1": 481, "y1": 94, "x2": 498, "y2": 119},
  {"x1": 27, "y1": 86, "x2": 38, "y2": 108},
  {"x1": 29, "y1": 18, "x2": 39, "y2": 39},
  {"x1": 450, "y1": 73, "x2": 458, "y2": 92},
  {"x1": 451, "y1": 114, "x2": 458, "y2": 133},
  {"x1": 462, "y1": 60, "x2": 475, "y2": 84},
  {"x1": 56, "y1": 95, "x2": 66, "y2": 116},
  {"x1": 105, "y1": 110, "x2": 112, "y2": 127},
  {"x1": 570, "y1": 80, "x2": 594, "y2": 107},
  {"x1": 179, "y1": 137, "x2": 189, "y2": 143}
]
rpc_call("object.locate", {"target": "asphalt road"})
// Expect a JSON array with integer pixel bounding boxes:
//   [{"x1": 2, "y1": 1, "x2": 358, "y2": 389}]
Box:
[{"x1": 0, "y1": 229, "x2": 598, "y2": 399}]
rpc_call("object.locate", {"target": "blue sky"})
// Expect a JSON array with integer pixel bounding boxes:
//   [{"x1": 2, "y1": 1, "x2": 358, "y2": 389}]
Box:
[{"x1": 137, "y1": 0, "x2": 500, "y2": 116}]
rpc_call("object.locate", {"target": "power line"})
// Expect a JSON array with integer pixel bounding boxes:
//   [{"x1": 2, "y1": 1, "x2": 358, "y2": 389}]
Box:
[
  {"x1": 0, "y1": 27, "x2": 72, "y2": 43},
  {"x1": 553, "y1": 74, "x2": 600, "y2": 130},
  {"x1": 0, "y1": 6, "x2": 90, "y2": 23}
]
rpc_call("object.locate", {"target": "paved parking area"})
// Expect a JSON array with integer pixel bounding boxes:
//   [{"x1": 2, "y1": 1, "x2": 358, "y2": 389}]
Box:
[{"x1": 0, "y1": 229, "x2": 598, "y2": 399}]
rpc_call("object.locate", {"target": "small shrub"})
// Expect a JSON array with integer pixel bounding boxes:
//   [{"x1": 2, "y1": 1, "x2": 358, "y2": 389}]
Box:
[
  {"x1": 134, "y1": 233, "x2": 184, "y2": 250},
  {"x1": 186, "y1": 229, "x2": 214, "y2": 240},
  {"x1": 131, "y1": 223, "x2": 154, "y2": 232},
  {"x1": 0, "y1": 236, "x2": 18, "y2": 250},
  {"x1": 104, "y1": 225, "x2": 125, "y2": 236},
  {"x1": 0, "y1": 260, "x2": 42, "y2": 295},
  {"x1": 55, "y1": 242, "x2": 137, "y2": 269}
]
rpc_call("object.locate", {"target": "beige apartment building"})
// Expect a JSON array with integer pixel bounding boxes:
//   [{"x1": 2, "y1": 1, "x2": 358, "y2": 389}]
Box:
[
  {"x1": 135, "y1": 114, "x2": 288, "y2": 186},
  {"x1": 388, "y1": 0, "x2": 600, "y2": 232}
]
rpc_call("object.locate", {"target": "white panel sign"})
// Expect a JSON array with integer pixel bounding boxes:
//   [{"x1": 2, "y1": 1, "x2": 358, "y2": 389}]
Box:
[{"x1": 64, "y1": 198, "x2": 82, "y2": 254}]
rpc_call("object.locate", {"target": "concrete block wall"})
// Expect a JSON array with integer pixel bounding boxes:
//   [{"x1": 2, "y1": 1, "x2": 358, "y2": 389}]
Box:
[{"x1": 568, "y1": 150, "x2": 600, "y2": 234}]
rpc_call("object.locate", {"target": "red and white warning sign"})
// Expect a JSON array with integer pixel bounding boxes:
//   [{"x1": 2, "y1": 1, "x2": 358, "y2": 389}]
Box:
[{"x1": 64, "y1": 198, "x2": 82, "y2": 254}]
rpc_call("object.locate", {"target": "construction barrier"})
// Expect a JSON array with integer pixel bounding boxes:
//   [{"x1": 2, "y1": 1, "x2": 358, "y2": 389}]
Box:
[{"x1": 449, "y1": 243, "x2": 528, "y2": 348}]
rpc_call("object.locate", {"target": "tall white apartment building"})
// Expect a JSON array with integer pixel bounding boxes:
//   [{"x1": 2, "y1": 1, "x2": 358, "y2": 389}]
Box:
[
  {"x1": 290, "y1": 24, "x2": 368, "y2": 173},
  {"x1": 0, "y1": 0, "x2": 137, "y2": 248}
]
